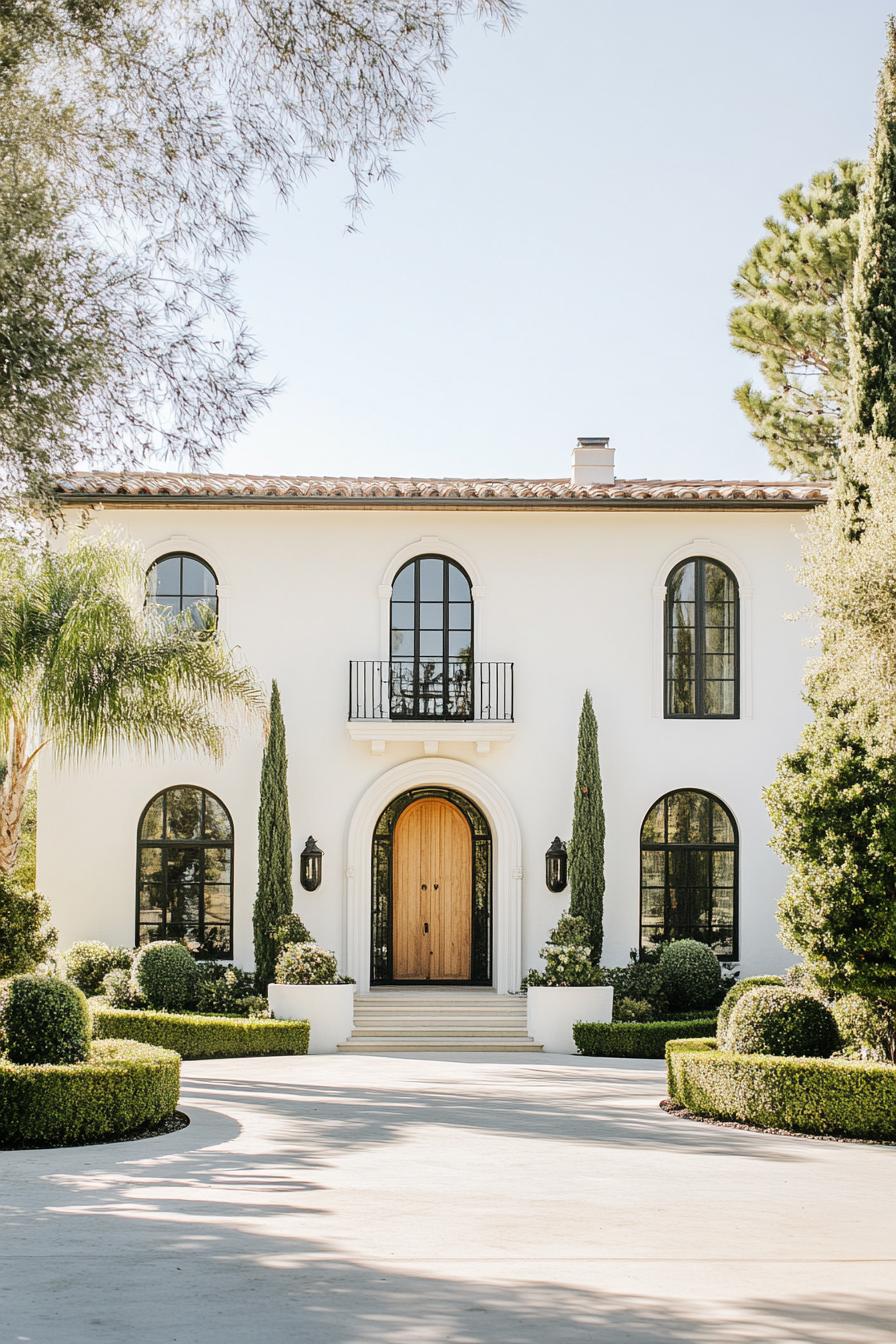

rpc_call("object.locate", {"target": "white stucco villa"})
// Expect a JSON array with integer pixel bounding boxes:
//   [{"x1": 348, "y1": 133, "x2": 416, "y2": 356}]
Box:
[{"x1": 39, "y1": 437, "x2": 827, "y2": 1000}]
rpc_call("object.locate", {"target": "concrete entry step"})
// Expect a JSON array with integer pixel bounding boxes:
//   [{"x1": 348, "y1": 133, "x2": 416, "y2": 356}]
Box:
[
  {"x1": 338, "y1": 1037, "x2": 543, "y2": 1053},
  {"x1": 344, "y1": 990, "x2": 534, "y2": 1051}
]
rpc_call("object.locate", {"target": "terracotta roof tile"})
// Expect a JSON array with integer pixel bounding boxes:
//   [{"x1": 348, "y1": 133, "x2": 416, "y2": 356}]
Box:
[{"x1": 54, "y1": 471, "x2": 830, "y2": 505}]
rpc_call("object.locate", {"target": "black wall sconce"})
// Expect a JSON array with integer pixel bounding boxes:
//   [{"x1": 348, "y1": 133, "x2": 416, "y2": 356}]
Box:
[
  {"x1": 545, "y1": 837, "x2": 568, "y2": 893},
  {"x1": 300, "y1": 836, "x2": 323, "y2": 891}
]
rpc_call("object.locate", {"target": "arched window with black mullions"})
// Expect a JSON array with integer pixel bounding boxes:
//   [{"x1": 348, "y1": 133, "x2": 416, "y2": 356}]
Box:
[
  {"x1": 389, "y1": 555, "x2": 473, "y2": 719},
  {"x1": 147, "y1": 553, "x2": 219, "y2": 629},
  {"x1": 137, "y1": 786, "x2": 233, "y2": 958},
  {"x1": 664, "y1": 557, "x2": 739, "y2": 718},
  {"x1": 640, "y1": 789, "x2": 738, "y2": 958}
]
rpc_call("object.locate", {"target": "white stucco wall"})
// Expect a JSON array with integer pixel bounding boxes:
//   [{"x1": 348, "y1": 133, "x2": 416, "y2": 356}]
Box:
[{"x1": 37, "y1": 501, "x2": 814, "y2": 983}]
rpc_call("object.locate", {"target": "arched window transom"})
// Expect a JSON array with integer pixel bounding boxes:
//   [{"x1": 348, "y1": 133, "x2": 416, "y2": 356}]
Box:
[
  {"x1": 665, "y1": 557, "x2": 738, "y2": 718},
  {"x1": 390, "y1": 555, "x2": 473, "y2": 719},
  {"x1": 640, "y1": 789, "x2": 737, "y2": 958},
  {"x1": 147, "y1": 553, "x2": 218, "y2": 628},
  {"x1": 137, "y1": 786, "x2": 233, "y2": 958}
]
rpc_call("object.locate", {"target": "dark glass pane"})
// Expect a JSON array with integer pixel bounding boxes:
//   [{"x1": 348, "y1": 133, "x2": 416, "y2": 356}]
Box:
[
  {"x1": 165, "y1": 846, "x2": 202, "y2": 885},
  {"x1": 150, "y1": 556, "x2": 181, "y2": 596},
  {"x1": 204, "y1": 795, "x2": 232, "y2": 841},
  {"x1": 204, "y1": 884, "x2": 232, "y2": 922},
  {"x1": 203, "y1": 847, "x2": 231, "y2": 885},
  {"x1": 713, "y1": 850, "x2": 735, "y2": 886},
  {"x1": 419, "y1": 602, "x2": 443, "y2": 629},
  {"x1": 670, "y1": 617, "x2": 695, "y2": 652},
  {"x1": 392, "y1": 563, "x2": 414, "y2": 602},
  {"x1": 165, "y1": 788, "x2": 203, "y2": 839},
  {"x1": 641, "y1": 851, "x2": 665, "y2": 886},
  {"x1": 139, "y1": 882, "x2": 164, "y2": 914},
  {"x1": 669, "y1": 561, "x2": 695, "y2": 603},
  {"x1": 391, "y1": 602, "x2": 414, "y2": 630},
  {"x1": 155, "y1": 595, "x2": 182, "y2": 621},
  {"x1": 418, "y1": 630, "x2": 443, "y2": 658},
  {"x1": 141, "y1": 796, "x2": 164, "y2": 840},
  {"x1": 704, "y1": 624, "x2": 734, "y2": 654},
  {"x1": 667, "y1": 655, "x2": 695, "y2": 715},
  {"x1": 712, "y1": 804, "x2": 735, "y2": 845},
  {"x1": 391, "y1": 629, "x2": 413, "y2": 658},
  {"x1": 704, "y1": 562, "x2": 734, "y2": 603},
  {"x1": 704, "y1": 680, "x2": 735, "y2": 716},
  {"x1": 182, "y1": 597, "x2": 218, "y2": 629},
  {"x1": 418, "y1": 558, "x2": 443, "y2": 601},
  {"x1": 448, "y1": 632, "x2": 472, "y2": 658},
  {"x1": 448, "y1": 603, "x2": 472, "y2": 630},
  {"x1": 182, "y1": 556, "x2": 216, "y2": 596},
  {"x1": 641, "y1": 802, "x2": 665, "y2": 845},
  {"x1": 448, "y1": 564, "x2": 471, "y2": 600},
  {"x1": 139, "y1": 849, "x2": 163, "y2": 883},
  {"x1": 667, "y1": 791, "x2": 710, "y2": 844}
]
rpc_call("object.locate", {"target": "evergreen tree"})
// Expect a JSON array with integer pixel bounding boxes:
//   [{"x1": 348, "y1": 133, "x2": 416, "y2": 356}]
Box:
[
  {"x1": 253, "y1": 681, "x2": 295, "y2": 988},
  {"x1": 568, "y1": 690, "x2": 605, "y2": 964},
  {"x1": 846, "y1": 18, "x2": 896, "y2": 442},
  {"x1": 729, "y1": 161, "x2": 861, "y2": 478}
]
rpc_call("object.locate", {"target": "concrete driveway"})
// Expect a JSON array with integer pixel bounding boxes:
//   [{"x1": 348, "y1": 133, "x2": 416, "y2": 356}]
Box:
[{"x1": 1, "y1": 1052, "x2": 894, "y2": 1343}]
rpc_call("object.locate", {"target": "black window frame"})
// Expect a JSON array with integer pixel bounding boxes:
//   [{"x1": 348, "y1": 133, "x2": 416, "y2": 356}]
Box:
[
  {"x1": 136, "y1": 785, "x2": 234, "y2": 959},
  {"x1": 146, "y1": 551, "x2": 219, "y2": 629},
  {"x1": 389, "y1": 554, "x2": 474, "y2": 720},
  {"x1": 664, "y1": 556, "x2": 739, "y2": 719},
  {"x1": 639, "y1": 788, "x2": 738, "y2": 959}
]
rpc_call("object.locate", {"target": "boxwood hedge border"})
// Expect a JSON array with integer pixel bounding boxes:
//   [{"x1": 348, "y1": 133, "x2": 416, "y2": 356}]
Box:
[
  {"x1": 0, "y1": 1039, "x2": 180, "y2": 1147},
  {"x1": 573, "y1": 1017, "x2": 718, "y2": 1059},
  {"x1": 665, "y1": 1039, "x2": 896, "y2": 1142},
  {"x1": 92, "y1": 1007, "x2": 310, "y2": 1059}
]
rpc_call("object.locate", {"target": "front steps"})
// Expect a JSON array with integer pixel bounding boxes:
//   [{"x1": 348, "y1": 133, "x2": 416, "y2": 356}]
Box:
[{"x1": 337, "y1": 989, "x2": 542, "y2": 1052}]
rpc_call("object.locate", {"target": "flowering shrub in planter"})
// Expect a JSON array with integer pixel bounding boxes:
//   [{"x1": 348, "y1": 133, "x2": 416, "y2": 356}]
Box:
[
  {"x1": 268, "y1": 942, "x2": 355, "y2": 1053},
  {"x1": 523, "y1": 913, "x2": 613, "y2": 1053}
]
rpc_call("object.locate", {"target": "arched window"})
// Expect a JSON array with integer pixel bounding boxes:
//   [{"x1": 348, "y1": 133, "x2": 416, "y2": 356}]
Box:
[
  {"x1": 137, "y1": 786, "x2": 233, "y2": 958},
  {"x1": 390, "y1": 555, "x2": 473, "y2": 719},
  {"x1": 640, "y1": 789, "x2": 737, "y2": 958},
  {"x1": 147, "y1": 553, "x2": 218, "y2": 628},
  {"x1": 664, "y1": 557, "x2": 738, "y2": 718}
]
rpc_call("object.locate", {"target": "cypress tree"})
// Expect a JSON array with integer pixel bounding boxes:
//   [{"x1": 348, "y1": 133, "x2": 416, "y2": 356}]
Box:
[
  {"x1": 253, "y1": 681, "x2": 295, "y2": 988},
  {"x1": 568, "y1": 690, "x2": 605, "y2": 964}
]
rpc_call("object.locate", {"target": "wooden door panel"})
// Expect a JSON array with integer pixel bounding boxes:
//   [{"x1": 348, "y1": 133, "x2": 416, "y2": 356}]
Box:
[
  {"x1": 430, "y1": 802, "x2": 472, "y2": 980},
  {"x1": 392, "y1": 800, "x2": 430, "y2": 980},
  {"x1": 392, "y1": 797, "x2": 471, "y2": 982}
]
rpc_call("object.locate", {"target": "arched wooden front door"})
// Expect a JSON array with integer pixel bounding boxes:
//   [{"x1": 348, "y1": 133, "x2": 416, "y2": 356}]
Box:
[{"x1": 392, "y1": 797, "x2": 472, "y2": 981}]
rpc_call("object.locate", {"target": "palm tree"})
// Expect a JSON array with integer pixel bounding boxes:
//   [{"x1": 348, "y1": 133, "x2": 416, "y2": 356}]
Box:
[{"x1": 0, "y1": 531, "x2": 264, "y2": 874}]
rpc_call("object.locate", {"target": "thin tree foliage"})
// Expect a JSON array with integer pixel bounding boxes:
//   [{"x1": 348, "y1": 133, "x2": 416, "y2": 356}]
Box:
[{"x1": 1, "y1": 0, "x2": 518, "y2": 505}]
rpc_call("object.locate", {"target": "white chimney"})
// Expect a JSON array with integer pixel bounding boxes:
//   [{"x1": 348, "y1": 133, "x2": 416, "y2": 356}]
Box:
[{"x1": 571, "y1": 436, "x2": 614, "y2": 486}]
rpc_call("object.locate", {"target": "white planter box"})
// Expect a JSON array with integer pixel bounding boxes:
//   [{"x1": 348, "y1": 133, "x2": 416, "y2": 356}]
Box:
[
  {"x1": 267, "y1": 983, "x2": 355, "y2": 1054},
  {"x1": 526, "y1": 986, "x2": 614, "y2": 1054}
]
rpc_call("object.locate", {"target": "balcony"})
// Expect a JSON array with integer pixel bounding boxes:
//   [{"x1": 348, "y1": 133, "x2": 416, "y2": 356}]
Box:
[{"x1": 347, "y1": 659, "x2": 515, "y2": 754}]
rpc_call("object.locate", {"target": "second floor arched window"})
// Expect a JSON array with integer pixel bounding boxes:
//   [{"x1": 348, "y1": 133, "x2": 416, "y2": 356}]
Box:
[
  {"x1": 665, "y1": 557, "x2": 738, "y2": 718},
  {"x1": 390, "y1": 555, "x2": 473, "y2": 719},
  {"x1": 147, "y1": 552, "x2": 218, "y2": 629}
]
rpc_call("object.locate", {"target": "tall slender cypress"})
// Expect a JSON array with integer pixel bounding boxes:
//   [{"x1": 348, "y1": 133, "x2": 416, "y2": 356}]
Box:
[
  {"x1": 568, "y1": 689, "x2": 605, "y2": 964},
  {"x1": 253, "y1": 681, "x2": 294, "y2": 987}
]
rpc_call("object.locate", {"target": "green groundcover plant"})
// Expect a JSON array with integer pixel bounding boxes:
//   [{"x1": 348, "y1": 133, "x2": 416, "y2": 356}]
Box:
[{"x1": 92, "y1": 1007, "x2": 310, "y2": 1060}]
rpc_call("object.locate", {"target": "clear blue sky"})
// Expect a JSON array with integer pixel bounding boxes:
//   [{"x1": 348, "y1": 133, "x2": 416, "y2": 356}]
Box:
[{"x1": 226, "y1": 0, "x2": 895, "y2": 484}]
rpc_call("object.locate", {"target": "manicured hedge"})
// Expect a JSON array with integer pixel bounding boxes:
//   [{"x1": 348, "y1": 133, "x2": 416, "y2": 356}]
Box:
[
  {"x1": 665, "y1": 1040, "x2": 896, "y2": 1141},
  {"x1": 92, "y1": 1007, "x2": 310, "y2": 1059},
  {"x1": 573, "y1": 1016, "x2": 718, "y2": 1059},
  {"x1": 0, "y1": 1039, "x2": 180, "y2": 1147}
]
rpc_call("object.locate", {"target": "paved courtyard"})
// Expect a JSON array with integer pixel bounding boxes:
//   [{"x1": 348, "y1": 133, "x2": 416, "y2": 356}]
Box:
[{"x1": 1, "y1": 1052, "x2": 894, "y2": 1343}]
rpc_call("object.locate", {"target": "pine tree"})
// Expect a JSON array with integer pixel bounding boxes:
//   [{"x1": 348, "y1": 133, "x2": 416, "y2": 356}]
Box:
[
  {"x1": 568, "y1": 690, "x2": 605, "y2": 964},
  {"x1": 253, "y1": 681, "x2": 295, "y2": 988},
  {"x1": 730, "y1": 160, "x2": 862, "y2": 478},
  {"x1": 846, "y1": 19, "x2": 896, "y2": 442}
]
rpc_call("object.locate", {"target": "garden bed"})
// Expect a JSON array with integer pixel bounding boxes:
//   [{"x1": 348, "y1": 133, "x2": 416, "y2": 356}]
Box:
[
  {"x1": 0, "y1": 1039, "x2": 180, "y2": 1147},
  {"x1": 92, "y1": 1006, "x2": 310, "y2": 1059},
  {"x1": 665, "y1": 1038, "x2": 896, "y2": 1141},
  {"x1": 573, "y1": 1016, "x2": 718, "y2": 1059}
]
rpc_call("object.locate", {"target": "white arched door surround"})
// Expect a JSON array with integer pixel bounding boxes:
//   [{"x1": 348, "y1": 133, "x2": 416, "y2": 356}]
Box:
[
  {"x1": 651, "y1": 538, "x2": 753, "y2": 719},
  {"x1": 343, "y1": 757, "x2": 522, "y2": 993}
]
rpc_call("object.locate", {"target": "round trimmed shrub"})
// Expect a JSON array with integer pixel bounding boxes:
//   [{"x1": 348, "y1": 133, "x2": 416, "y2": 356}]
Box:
[
  {"x1": 832, "y1": 994, "x2": 896, "y2": 1063},
  {"x1": 659, "y1": 939, "x2": 722, "y2": 1010},
  {"x1": 0, "y1": 975, "x2": 91, "y2": 1064},
  {"x1": 727, "y1": 986, "x2": 839, "y2": 1058},
  {"x1": 64, "y1": 941, "x2": 132, "y2": 996},
  {"x1": 716, "y1": 975, "x2": 784, "y2": 1046},
  {"x1": 274, "y1": 942, "x2": 339, "y2": 986},
  {"x1": 132, "y1": 941, "x2": 198, "y2": 1011}
]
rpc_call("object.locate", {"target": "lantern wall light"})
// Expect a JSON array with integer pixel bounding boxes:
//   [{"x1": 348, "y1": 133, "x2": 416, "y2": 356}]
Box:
[
  {"x1": 300, "y1": 835, "x2": 323, "y2": 891},
  {"x1": 545, "y1": 837, "x2": 568, "y2": 893}
]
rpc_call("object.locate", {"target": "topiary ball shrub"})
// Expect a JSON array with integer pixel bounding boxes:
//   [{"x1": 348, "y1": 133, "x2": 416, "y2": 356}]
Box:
[
  {"x1": 832, "y1": 994, "x2": 896, "y2": 1063},
  {"x1": 659, "y1": 939, "x2": 722, "y2": 1010},
  {"x1": 727, "y1": 986, "x2": 839, "y2": 1059},
  {"x1": 716, "y1": 975, "x2": 784, "y2": 1046},
  {"x1": 132, "y1": 941, "x2": 199, "y2": 1011},
  {"x1": 64, "y1": 941, "x2": 132, "y2": 996},
  {"x1": 0, "y1": 975, "x2": 91, "y2": 1064}
]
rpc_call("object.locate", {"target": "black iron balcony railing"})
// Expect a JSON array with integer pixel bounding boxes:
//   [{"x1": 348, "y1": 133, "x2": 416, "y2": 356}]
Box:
[{"x1": 349, "y1": 659, "x2": 514, "y2": 722}]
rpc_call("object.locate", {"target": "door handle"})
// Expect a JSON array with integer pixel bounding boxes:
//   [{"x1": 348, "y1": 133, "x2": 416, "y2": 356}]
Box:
[
  {"x1": 433, "y1": 883, "x2": 439, "y2": 890},
  {"x1": 420, "y1": 883, "x2": 427, "y2": 890},
  {"x1": 423, "y1": 922, "x2": 429, "y2": 934}
]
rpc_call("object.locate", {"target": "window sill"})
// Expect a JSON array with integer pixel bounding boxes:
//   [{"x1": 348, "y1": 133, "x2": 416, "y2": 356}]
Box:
[{"x1": 346, "y1": 720, "x2": 516, "y2": 755}]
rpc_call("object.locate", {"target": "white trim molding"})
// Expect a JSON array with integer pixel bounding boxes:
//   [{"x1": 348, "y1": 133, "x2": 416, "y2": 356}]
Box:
[
  {"x1": 343, "y1": 757, "x2": 523, "y2": 993},
  {"x1": 347, "y1": 721, "x2": 515, "y2": 755},
  {"x1": 651, "y1": 538, "x2": 753, "y2": 720}
]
